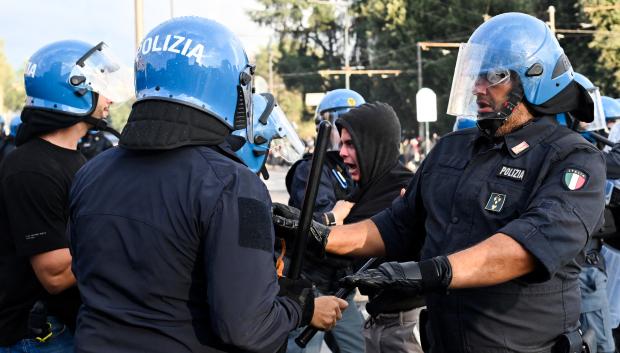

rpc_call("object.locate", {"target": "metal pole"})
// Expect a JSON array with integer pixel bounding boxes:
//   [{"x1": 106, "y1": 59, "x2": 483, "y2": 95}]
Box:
[
  {"x1": 135, "y1": 0, "x2": 144, "y2": 51},
  {"x1": 416, "y1": 43, "x2": 423, "y2": 89},
  {"x1": 425, "y1": 122, "x2": 430, "y2": 155},
  {"x1": 547, "y1": 6, "x2": 556, "y2": 34},
  {"x1": 417, "y1": 43, "x2": 424, "y2": 146},
  {"x1": 170, "y1": 0, "x2": 174, "y2": 18},
  {"x1": 268, "y1": 38, "x2": 274, "y2": 94},
  {"x1": 344, "y1": 8, "x2": 350, "y2": 89}
]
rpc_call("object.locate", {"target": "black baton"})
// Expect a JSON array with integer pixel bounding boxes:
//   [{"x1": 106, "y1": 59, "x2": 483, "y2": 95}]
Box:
[
  {"x1": 287, "y1": 120, "x2": 332, "y2": 279},
  {"x1": 295, "y1": 257, "x2": 380, "y2": 347}
]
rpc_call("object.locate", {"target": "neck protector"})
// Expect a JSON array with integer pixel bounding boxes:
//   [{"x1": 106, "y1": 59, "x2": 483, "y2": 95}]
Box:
[
  {"x1": 16, "y1": 108, "x2": 86, "y2": 146},
  {"x1": 120, "y1": 100, "x2": 230, "y2": 150}
]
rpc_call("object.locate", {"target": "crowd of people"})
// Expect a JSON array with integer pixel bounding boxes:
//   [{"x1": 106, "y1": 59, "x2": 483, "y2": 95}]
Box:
[{"x1": 0, "y1": 11, "x2": 619, "y2": 353}]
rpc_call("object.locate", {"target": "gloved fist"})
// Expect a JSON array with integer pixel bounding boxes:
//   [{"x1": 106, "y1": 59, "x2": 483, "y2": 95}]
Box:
[
  {"x1": 340, "y1": 256, "x2": 452, "y2": 295},
  {"x1": 272, "y1": 203, "x2": 331, "y2": 258},
  {"x1": 365, "y1": 289, "x2": 426, "y2": 317},
  {"x1": 278, "y1": 277, "x2": 315, "y2": 327}
]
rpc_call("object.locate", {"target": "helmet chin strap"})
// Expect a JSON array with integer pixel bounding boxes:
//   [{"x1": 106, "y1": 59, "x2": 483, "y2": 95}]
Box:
[
  {"x1": 476, "y1": 84, "x2": 524, "y2": 138},
  {"x1": 82, "y1": 116, "x2": 122, "y2": 138}
]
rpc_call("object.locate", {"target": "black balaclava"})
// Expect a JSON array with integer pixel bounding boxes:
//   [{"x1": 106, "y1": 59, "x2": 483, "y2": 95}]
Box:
[
  {"x1": 17, "y1": 93, "x2": 121, "y2": 146},
  {"x1": 335, "y1": 102, "x2": 402, "y2": 188},
  {"x1": 120, "y1": 100, "x2": 230, "y2": 150}
]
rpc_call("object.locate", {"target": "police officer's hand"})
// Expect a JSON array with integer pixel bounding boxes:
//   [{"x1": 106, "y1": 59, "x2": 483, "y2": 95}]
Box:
[
  {"x1": 341, "y1": 256, "x2": 452, "y2": 294},
  {"x1": 311, "y1": 296, "x2": 348, "y2": 331},
  {"x1": 272, "y1": 203, "x2": 330, "y2": 258},
  {"x1": 365, "y1": 289, "x2": 426, "y2": 318},
  {"x1": 278, "y1": 277, "x2": 315, "y2": 327}
]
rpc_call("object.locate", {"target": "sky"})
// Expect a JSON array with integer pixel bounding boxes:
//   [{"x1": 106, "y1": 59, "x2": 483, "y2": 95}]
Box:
[{"x1": 0, "y1": 0, "x2": 273, "y2": 69}]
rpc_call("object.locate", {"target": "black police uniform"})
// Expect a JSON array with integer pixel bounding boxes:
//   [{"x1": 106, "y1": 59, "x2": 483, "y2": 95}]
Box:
[
  {"x1": 371, "y1": 116, "x2": 606, "y2": 353},
  {"x1": 70, "y1": 141, "x2": 304, "y2": 353}
]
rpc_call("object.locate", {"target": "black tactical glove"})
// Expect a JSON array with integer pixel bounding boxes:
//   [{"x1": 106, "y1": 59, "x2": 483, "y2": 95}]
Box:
[
  {"x1": 365, "y1": 289, "x2": 426, "y2": 317},
  {"x1": 272, "y1": 203, "x2": 330, "y2": 258},
  {"x1": 341, "y1": 256, "x2": 452, "y2": 295},
  {"x1": 277, "y1": 277, "x2": 315, "y2": 327}
]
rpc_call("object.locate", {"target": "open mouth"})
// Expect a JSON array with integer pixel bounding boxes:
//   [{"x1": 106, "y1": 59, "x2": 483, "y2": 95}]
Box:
[
  {"x1": 345, "y1": 162, "x2": 358, "y2": 174},
  {"x1": 477, "y1": 100, "x2": 494, "y2": 113}
]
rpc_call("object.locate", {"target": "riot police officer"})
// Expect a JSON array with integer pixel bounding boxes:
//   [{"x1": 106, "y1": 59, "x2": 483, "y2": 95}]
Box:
[
  {"x1": 0, "y1": 40, "x2": 131, "y2": 351},
  {"x1": 69, "y1": 17, "x2": 346, "y2": 353},
  {"x1": 274, "y1": 12, "x2": 606, "y2": 352}
]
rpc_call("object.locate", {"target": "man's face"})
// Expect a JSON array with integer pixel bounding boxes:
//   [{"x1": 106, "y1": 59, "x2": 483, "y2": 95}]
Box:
[
  {"x1": 91, "y1": 95, "x2": 113, "y2": 119},
  {"x1": 473, "y1": 71, "x2": 513, "y2": 115},
  {"x1": 339, "y1": 127, "x2": 360, "y2": 182}
]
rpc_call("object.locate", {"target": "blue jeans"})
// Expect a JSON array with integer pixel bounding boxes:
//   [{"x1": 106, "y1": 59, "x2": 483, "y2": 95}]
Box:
[
  {"x1": 601, "y1": 245, "x2": 620, "y2": 328},
  {"x1": 579, "y1": 266, "x2": 615, "y2": 353},
  {"x1": 287, "y1": 292, "x2": 364, "y2": 353},
  {"x1": 0, "y1": 317, "x2": 73, "y2": 353}
]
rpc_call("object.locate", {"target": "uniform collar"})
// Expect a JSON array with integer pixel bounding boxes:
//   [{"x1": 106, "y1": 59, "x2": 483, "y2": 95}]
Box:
[{"x1": 502, "y1": 116, "x2": 558, "y2": 158}]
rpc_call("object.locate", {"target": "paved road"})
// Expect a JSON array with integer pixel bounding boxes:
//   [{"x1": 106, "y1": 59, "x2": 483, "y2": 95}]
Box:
[{"x1": 264, "y1": 165, "x2": 290, "y2": 204}]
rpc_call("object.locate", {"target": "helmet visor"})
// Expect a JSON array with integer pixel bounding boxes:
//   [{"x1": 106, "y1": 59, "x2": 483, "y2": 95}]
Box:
[
  {"x1": 72, "y1": 42, "x2": 134, "y2": 103},
  {"x1": 241, "y1": 65, "x2": 255, "y2": 143},
  {"x1": 269, "y1": 105, "x2": 304, "y2": 163},
  {"x1": 584, "y1": 87, "x2": 606, "y2": 132},
  {"x1": 447, "y1": 43, "x2": 524, "y2": 118}
]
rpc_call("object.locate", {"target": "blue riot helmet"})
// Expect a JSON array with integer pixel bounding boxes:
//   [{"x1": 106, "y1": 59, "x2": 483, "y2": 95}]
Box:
[
  {"x1": 25, "y1": 40, "x2": 133, "y2": 116},
  {"x1": 314, "y1": 89, "x2": 365, "y2": 150},
  {"x1": 135, "y1": 16, "x2": 255, "y2": 140},
  {"x1": 315, "y1": 89, "x2": 365, "y2": 124},
  {"x1": 602, "y1": 96, "x2": 620, "y2": 121},
  {"x1": 453, "y1": 116, "x2": 477, "y2": 131},
  {"x1": 10, "y1": 116, "x2": 22, "y2": 138},
  {"x1": 448, "y1": 13, "x2": 580, "y2": 137},
  {"x1": 233, "y1": 93, "x2": 304, "y2": 176}
]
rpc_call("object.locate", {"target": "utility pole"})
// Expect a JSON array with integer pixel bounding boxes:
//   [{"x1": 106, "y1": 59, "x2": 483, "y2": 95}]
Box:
[
  {"x1": 309, "y1": 0, "x2": 353, "y2": 89},
  {"x1": 268, "y1": 38, "x2": 274, "y2": 94},
  {"x1": 344, "y1": 9, "x2": 351, "y2": 89},
  {"x1": 416, "y1": 41, "x2": 460, "y2": 155},
  {"x1": 135, "y1": 0, "x2": 144, "y2": 51},
  {"x1": 547, "y1": 6, "x2": 556, "y2": 34}
]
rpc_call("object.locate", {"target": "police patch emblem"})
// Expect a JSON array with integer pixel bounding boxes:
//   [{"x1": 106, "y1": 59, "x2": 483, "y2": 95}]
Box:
[
  {"x1": 497, "y1": 165, "x2": 525, "y2": 182},
  {"x1": 511, "y1": 141, "x2": 529, "y2": 155},
  {"x1": 563, "y1": 169, "x2": 588, "y2": 191},
  {"x1": 485, "y1": 193, "x2": 506, "y2": 213}
]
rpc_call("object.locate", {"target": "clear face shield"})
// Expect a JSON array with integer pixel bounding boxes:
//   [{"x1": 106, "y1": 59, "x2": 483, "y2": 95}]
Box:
[
  {"x1": 70, "y1": 42, "x2": 134, "y2": 103},
  {"x1": 240, "y1": 64, "x2": 255, "y2": 143},
  {"x1": 583, "y1": 87, "x2": 606, "y2": 132},
  {"x1": 447, "y1": 43, "x2": 523, "y2": 120},
  {"x1": 315, "y1": 109, "x2": 347, "y2": 150},
  {"x1": 269, "y1": 105, "x2": 304, "y2": 163}
]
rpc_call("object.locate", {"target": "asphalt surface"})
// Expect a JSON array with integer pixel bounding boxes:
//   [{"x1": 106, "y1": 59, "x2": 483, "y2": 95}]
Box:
[{"x1": 264, "y1": 164, "x2": 291, "y2": 204}]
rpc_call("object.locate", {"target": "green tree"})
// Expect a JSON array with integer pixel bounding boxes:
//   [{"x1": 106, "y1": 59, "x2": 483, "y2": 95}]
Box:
[
  {"x1": 579, "y1": 0, "x2": 620, "y2": 96},
  {"x1": 0, "y1": 40, "x2": 26, "y2": 114},
  {"x1": 251, "y1": 1, "x2": 607, "y2": 137}
]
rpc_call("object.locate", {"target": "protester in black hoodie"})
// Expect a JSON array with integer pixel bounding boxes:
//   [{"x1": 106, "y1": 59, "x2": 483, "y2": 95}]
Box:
[{"x1": 335, "y1": 102, "x2": 422, "y2": 353}]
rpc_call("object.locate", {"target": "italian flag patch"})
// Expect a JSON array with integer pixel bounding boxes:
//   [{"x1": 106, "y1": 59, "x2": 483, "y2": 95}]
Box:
[{"x1": 563, "y1": 169, "x2": 587, "y2": 191}]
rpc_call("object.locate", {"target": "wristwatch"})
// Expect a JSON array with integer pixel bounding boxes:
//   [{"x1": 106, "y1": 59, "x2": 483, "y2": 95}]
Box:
[{"x1": 323, "y1": 212, "x2": 337, "y2": 226}]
